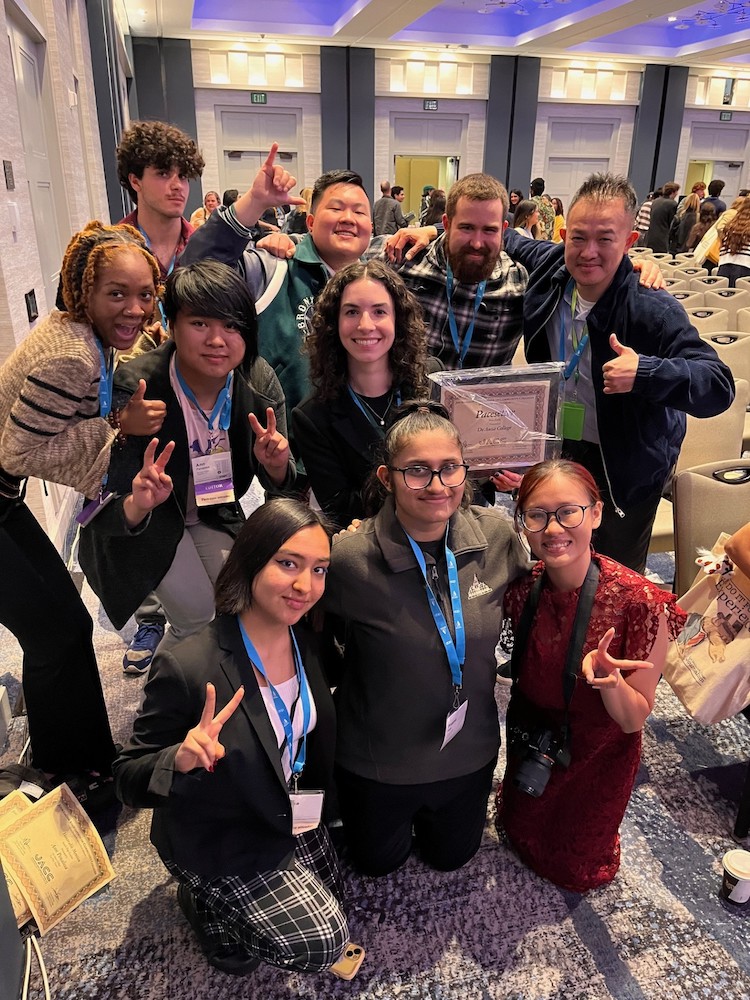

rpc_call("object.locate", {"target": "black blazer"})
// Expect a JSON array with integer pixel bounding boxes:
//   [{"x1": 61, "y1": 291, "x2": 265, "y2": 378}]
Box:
[{"x1": 113, "y1": 615, "x2": 336, "y2": 879}]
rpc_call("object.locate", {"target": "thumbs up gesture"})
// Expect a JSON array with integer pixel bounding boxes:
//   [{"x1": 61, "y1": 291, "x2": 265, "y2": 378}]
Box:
[
  {"x1": 120, "y1": 379, "x2": 167, "y2": 435},
  {"x1": 602, "y1": 333, "x2": 639, "y2": 394}
]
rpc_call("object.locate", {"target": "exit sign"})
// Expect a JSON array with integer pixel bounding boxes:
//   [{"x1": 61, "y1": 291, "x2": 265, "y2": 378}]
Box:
[
  {"x1": 720, "y1": 111, "x2": 733, "y2": 121},
  {"x1": 423, "y1": 99, "x2": 439, "y2": 111},
  {"x1": 251, "y1": 92, "x2": 268, "y2": 105}
]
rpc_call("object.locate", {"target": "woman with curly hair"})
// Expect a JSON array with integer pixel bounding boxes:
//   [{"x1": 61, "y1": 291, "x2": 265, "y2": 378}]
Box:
[
  {"x1": 0, "y1": 221, "x2": 167, "y2": 802},
  {"x1": 291, "y1": 260, "x2": 435, "y2": 527},
  {"x1": 718, "y1": 196, "x2": 750, "y2": 286}
]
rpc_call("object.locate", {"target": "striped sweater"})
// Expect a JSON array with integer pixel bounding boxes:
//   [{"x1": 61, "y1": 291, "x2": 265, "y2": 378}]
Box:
[{"x1": 0, "y1": 310, "x2": 115, "y2": 499}]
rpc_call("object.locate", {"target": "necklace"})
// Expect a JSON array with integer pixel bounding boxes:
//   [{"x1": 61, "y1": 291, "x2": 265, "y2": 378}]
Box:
[{"x1": 350, "y1": 387, "x2": 394, "y2": 427}]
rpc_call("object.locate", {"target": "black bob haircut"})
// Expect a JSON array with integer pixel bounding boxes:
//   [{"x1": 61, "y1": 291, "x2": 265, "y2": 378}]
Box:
[
  {"x1": 162, "y1": 260, "x2": 259, "y2": 368},
  {"x1": 214, "y1": 499, "x2": 333, "y2": 615}
]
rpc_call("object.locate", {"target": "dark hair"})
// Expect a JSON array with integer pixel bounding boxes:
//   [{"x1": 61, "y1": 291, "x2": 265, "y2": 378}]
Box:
[
  {"x1": 214, "y1": 500, "x2": 332, "y2": 615},
  {"x1": 222, "y1": 189, "x2": 239, "y2": 207},
  {"x1": 364, "y1": 400, "x2": 472, "y2": 514},
  {"x1": 513, "y1": 200, "x2": 540, "y2": 233},
  {"x1": 662, "y1": 182, "x2": 680, "y2": 198},
  {"x1": 422, "y1": 191, "x2": 446, "y2": 227},
  {"x1": 310, "y1": 170, "x2": 367, "y2": 212},
  {"x1": 116, "y1": 121, "x2": 204, "y2": 202},
  {"x1": 60, "y1": 221, "x2": 161, "y2": 321},
  {"x1": 391, "y1": 185, "x2": 404, "y2": 198},
  {"x1": 569, "y1": 173, "x2": 637, "y2": 219},
  {"x1": 552, "y1": 197, "x2": 565, "y2": 217},
  {"x1": 163, "y1": 261, "x2": 258, "y2": 365},
  {"x1": 530, "y1": 178, "x2": 545, "y2": 197},
  {"x1": 307, "y1": 259, "x2": 428, "y2": 402},
  {"x1": 686, "y1": 203, "x2": 718, "y2": 248},
  {"x1": 708, "y1": 179, "x2": 726, "y2": 197},
  {"x1": 514, "y1": 459, "x2": 601, "y2": 531}
]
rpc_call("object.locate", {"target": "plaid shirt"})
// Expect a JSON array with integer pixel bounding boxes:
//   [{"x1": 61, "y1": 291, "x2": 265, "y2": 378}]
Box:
[{"x1": 391, "y1": 234, "x2": 528, "y2": 370}]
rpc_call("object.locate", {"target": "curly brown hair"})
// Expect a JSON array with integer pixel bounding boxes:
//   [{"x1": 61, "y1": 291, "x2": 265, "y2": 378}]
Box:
[
  {"x1": 60, "y1": 221, "x2": 162, "y2": 321},
  {"x1": 721, "y1": 198, "x2": 750, "y2": 255},
  {"x1": 116, "y1": 120, "x2": 204, "y2": 201},
  {"x1": 307, "y1": 260, "x2": 428, "y2": 403}
]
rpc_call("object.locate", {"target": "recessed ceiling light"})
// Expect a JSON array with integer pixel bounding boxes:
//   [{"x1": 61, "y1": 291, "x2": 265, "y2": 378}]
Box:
[
  {"x1": 667, "y1": 16, "x2": 677, "y2": 22},
  {"x1": 674, "y1": 20, "x2": 690, "y2": 29}
]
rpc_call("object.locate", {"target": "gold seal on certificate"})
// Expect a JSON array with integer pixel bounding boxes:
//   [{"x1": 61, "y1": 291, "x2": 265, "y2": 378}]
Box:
[{"x1": 429, "y1": 363, "x2": 565, "y2": 473}]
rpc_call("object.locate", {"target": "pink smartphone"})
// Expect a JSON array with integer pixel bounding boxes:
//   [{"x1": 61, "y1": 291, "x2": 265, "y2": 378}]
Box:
[{"x1": 329, "y1": 942, "x2": 365, "y2": 980}]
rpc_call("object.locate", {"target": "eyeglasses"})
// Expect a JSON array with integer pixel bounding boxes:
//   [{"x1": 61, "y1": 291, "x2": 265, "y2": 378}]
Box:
[
  {"x1": 518, "y1": 503, "x2": 596, "y2": 532},
  {"x1": 390, "y1": 463, "x2": 469, "y2": 491}
]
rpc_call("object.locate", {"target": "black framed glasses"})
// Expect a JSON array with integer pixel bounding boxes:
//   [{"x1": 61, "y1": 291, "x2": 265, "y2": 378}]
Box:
[
  {"x1": 518, "y1": 503, "x2": 596, "y2": 532},
  {"x1": 390, "y1": 463, "x2": 469, "y2": 491}
]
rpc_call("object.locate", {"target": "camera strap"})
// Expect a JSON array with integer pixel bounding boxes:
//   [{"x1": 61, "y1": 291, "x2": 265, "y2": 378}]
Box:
[{"x1": 509, "y1": 560, "x2": 600, "y2": 736}]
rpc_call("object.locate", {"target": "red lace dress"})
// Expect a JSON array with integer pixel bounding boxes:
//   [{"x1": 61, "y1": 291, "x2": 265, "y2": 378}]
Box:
[{"x1": 496, "y1": 554, "x2": 685, "y2": 892}]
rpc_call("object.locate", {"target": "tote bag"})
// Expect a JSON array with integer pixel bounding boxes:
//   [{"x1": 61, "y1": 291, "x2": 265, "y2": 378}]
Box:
[{"x1": 663, "y1": 535, "x2": 750, "y2": 724}]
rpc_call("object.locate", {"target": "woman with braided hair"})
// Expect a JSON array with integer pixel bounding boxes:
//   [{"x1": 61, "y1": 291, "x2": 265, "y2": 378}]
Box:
[{"x1": 0, "y1": 220, "x2": 170, "y2": 806}]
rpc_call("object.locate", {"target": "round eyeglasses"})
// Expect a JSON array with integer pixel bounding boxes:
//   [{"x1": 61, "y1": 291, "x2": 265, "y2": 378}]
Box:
[
  {"x1": 518, "y1": 503, "x2": 596, "y2": 532},
  {"x1": 390, "y1": 463, "x2": 469, "y2": 491}
]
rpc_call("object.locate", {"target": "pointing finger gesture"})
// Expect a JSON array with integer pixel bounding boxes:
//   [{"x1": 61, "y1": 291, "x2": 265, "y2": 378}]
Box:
[{"x1": 174, "y1": 682, "x2": 245, "y2": 774}]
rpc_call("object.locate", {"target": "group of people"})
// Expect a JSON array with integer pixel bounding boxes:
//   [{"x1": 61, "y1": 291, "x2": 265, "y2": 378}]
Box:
[
  {"x1": 0, "y1": 119, "x2": 737, "y2": 978},
  {"x1": 507, "y1": 178, "x2": 565, "y2": 242},
  {"x1": 636, "y1": 178, "x2": 750, "y2": 285}
]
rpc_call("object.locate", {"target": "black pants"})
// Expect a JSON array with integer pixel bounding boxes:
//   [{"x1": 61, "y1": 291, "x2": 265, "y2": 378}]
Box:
[
  {"x1": 335, "y1": 759, "x2": 496, "y2": 877},
  {"x1": 561, "y1": 440, "x2": 663, "y2": 574},
  {"x1": 717, "y1": 263, "x2": 750, "y2": 289},
  {"x1": 0, "y1": 498, "x2": 115, "y2": 774}
]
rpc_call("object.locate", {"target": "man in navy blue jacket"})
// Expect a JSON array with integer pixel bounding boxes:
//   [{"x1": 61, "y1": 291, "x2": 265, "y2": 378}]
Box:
[{"x1": 503, "y1": 173, "x2": 735, "y2": 573}]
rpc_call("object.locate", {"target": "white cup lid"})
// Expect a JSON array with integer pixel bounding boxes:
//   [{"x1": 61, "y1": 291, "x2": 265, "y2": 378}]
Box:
[{"x1": 723, "y1": 849, "x2": 750, "y2": 878}]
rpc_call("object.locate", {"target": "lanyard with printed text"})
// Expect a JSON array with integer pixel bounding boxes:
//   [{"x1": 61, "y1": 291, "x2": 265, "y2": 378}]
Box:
[
  {"x1": 238, "y1": 621, "x2": 311, "y2": 779},
  {"x1": 175, "y1": 362, "x2": 233, "y2": 431},
  {"x1": 404, "y1": 527, "x2": 465, "y2": 691},
  {"x1": 558, "y1": 281, "x2": 589, "y2": 382},
  {"x1": 95, "y1": 339, "x2": 115, "y2": 419},
  {"x1": 445, "y1": 264, "x2": 487, "y2": 369}
]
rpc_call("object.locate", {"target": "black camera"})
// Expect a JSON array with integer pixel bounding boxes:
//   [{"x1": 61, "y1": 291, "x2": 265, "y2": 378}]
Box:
[{"x1": 513, "y1": 727, "x2": 571, "y2": 798}]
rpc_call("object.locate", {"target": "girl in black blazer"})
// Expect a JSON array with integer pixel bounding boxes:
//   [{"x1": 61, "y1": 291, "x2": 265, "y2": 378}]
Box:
[
  {"x1": 292, "y1": 259, "x2": 436, "y2": 528},
  {"x1": 113, "y1": 499, "x2": 348, "y2": 977}
]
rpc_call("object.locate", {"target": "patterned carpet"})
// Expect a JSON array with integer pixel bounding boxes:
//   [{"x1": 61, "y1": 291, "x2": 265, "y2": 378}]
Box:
[{"x1": 2, "y1": 549, "x2": 750, "y2": 1000}]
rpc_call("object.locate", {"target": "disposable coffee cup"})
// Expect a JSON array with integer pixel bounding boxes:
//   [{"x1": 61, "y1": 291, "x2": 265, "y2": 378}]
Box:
[{"x1": 720, "y1": 849, "x2": 750, "y2": 905}]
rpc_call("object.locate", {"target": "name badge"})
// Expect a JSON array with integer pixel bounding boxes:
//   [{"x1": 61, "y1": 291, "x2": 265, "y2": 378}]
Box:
[
  {"x1": 192, "y1": 451, "x2": 235, "y2": 506},
  {"x1": 76, "y1": 491, "x2": 116, "y2": 526},
  {"x1": 441, "y1": 699, "x2": 468, "y2": 750},
  {"x1": 561, "y1": 401, "x2": 585, "y2": 441},
  {"x1": 289, "y1": 789, "x2": 324, "y2": 835}
]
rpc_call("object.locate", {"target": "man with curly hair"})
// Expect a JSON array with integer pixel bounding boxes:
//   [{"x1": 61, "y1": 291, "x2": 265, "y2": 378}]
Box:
[
  {"x1": 115, "y1": 119, "x2": 204, "y2": 674},
  {"x1": 116, "y1": 120, "x2": 204, "y2": 283}
]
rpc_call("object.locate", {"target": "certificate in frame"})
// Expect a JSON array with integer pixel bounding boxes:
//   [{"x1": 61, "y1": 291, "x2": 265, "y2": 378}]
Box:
[{"x1": 429, "y1": 363, "x2": 564, "y2": 474}]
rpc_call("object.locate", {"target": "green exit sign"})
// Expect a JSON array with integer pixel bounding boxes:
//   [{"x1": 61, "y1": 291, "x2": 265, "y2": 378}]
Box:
[
  {"x1": 720, "y1": 111, "x2": 733, "y2": 122},
  {"x1": 251, "y1": 92, "x2": 268, "y2": 105}
]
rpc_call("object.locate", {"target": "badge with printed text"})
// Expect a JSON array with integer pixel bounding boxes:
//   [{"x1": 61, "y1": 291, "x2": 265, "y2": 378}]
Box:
[
  {"x1": 290, "y1": 790, "x2": 324, "y2": 835},
  {"x1": 192, "y1": 451, "x2": 235, "y2": 506},
  {"x1": 441, "y1": 699, "x2": 469, "y2": 750}
]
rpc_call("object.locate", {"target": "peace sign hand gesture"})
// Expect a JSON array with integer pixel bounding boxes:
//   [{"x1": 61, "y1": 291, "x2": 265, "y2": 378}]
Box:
[
  {"x1": 174, "y1": 682, "x2": 245, "y2": 774},
  {"x1": 581, "y1": 627, "x2": 653, "y2": 690},
  {"x1": 123, "y1": 437, "x2": 175, "y2": 528},
  {"x1": 249, "y1": 407, "x2": 291, "y2": 486}
]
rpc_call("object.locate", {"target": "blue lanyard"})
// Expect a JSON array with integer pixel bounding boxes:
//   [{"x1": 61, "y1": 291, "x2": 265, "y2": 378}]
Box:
[
  {"x1": 404, "y1": 527, "x2": 466, "y2": 689},
  {"x1": 238, "y1": 621, "x2": 311, "y2": 778},
  {"x1": 559, "y1": 281, "x2": 589, "y2": 381},
  {"x1": 175, "y1": 362, "x2": 233, "y2": 431},
  {"x1": 95, "y1": 339, "x2": 114, "y2": 418},
  {"x1": 445, "y1": 264, "x2": 487, "y2": 369},
  {"x1": 347, "y1": 386, "x2": 401, "y2": 435},
  {"x1": 137, "y1": 224, "x2": 175, "y2": 328}
]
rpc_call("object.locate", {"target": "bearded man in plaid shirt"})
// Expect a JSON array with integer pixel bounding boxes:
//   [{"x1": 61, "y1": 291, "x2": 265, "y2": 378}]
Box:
[{"x1": 384, "y1": 174, "x2": 528, "y2": 370}]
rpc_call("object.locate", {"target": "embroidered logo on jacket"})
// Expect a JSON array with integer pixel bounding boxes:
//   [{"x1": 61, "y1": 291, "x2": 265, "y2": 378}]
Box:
[{"x1": 467, "y1": 574, "x2": 492, "y2": 599}]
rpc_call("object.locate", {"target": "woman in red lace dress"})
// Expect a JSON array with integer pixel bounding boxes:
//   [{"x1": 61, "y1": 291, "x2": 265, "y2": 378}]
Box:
[{"x1": 496, "y1": 460, "x2": 684, "y2": 892}]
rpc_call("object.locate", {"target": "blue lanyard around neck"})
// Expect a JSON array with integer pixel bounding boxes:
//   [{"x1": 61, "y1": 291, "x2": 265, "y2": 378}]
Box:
[
  {"x1": 137, "y1": 223, "x2": 175, "y2": 328},
  {"x1": 445, "y1": 263, "x2": 487, "y2": 369},
  {"x1": 404, "y1": 526, "x2": 465, "y2": 689},
  {"x1": 94, "y1": 339, "x2": 114, "y2": 418},
  {"x1": 559, "y1": 281, "x2": 590, "y2": 381},
  {"x1": 175, "y1": 361, "x2": 233, "y2": 431},
  {"x1": 238, "y1": 620, "x2": 311, "y2": 778}
]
